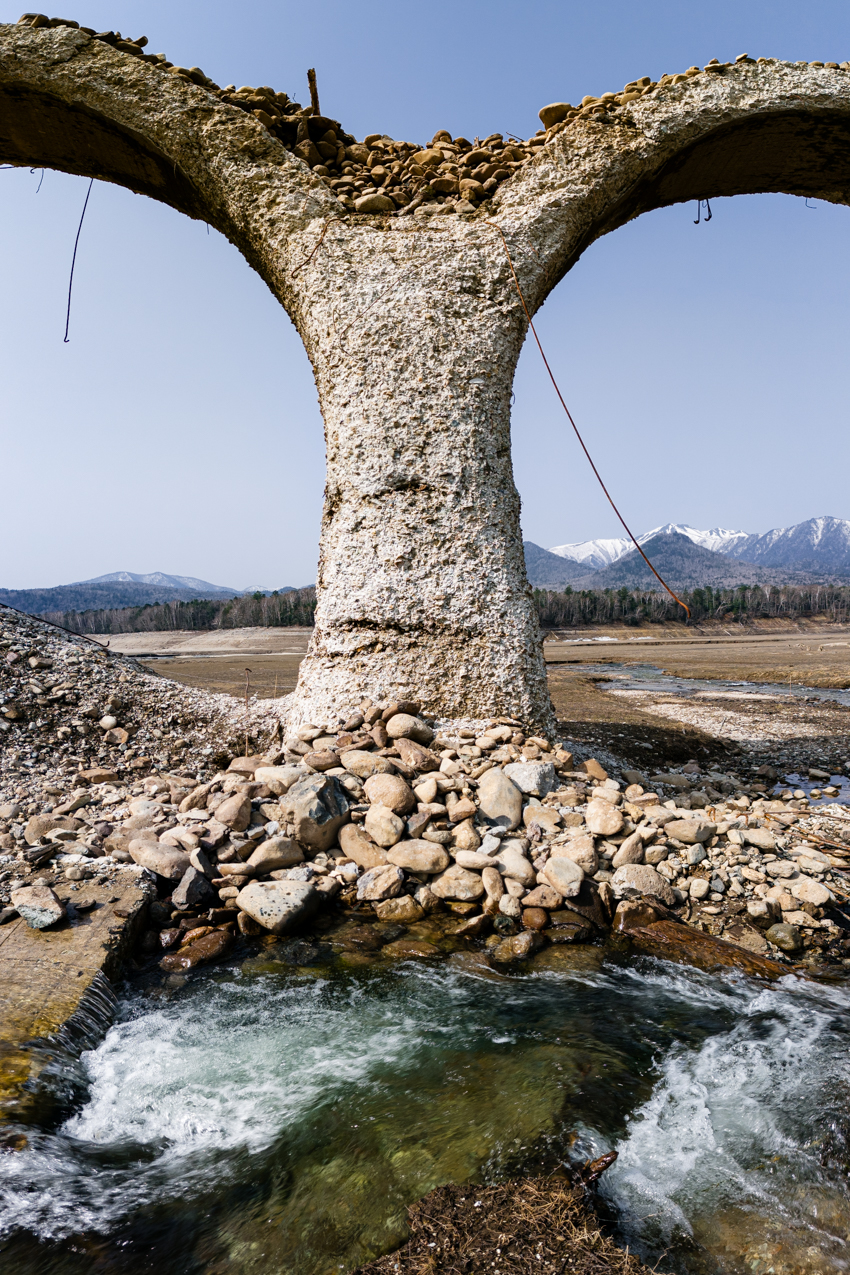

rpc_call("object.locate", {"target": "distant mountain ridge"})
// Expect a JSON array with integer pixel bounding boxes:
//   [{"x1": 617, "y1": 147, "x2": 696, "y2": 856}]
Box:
[
  {"x1": 568, "y1": 531, "x2": 823, "y2": 591},
  {"x1": 545, "y1": 517, "x2": 850, "y2": 577},
  {"x1": 78, "y1": 571, "x2": 239, "y2": 593},
  {"x1": 1, "y1": 573, "x2": 298, "y2": 617}
]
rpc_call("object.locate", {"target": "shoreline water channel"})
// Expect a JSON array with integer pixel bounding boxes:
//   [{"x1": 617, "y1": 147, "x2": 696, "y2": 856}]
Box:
[{"x1": 0, "y1": 949, "x2": 848, "y2": 1275}]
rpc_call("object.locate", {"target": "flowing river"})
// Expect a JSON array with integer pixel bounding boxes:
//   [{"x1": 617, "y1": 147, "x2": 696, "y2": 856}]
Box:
[{"x1": 1, "y1": 947, "x2": 848, "y2": 1275}]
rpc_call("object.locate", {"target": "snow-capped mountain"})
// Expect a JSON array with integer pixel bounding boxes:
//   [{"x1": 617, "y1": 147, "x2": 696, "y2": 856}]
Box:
[
  {"x1": 548, "y1": 524, "x2": 754, "y2": 569},
  {"x1": 78, "y1": 571, "x2": 237, "y2": 593},
  {"x1": 548, "y1": 536, "x2": 632, "y2": 570},
  {"x1": 724, "y1": 516, "x2": 850, "y2": 572}
]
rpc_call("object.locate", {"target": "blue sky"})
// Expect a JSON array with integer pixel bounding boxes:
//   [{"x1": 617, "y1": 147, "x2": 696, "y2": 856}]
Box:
[{"x1": 1, "y1": 0, "x2": 849, "y2": 588}]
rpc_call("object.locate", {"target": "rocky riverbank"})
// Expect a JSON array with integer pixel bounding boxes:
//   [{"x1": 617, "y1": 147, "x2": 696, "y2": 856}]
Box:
[{"x1": 3, "y1": 606, "x2": 850, "y2": 986}]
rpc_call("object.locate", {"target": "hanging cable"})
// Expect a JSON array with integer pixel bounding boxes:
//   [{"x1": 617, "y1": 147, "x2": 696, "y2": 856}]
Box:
[
  {"x1": 486, "y1": 220, "x2": 691, "y2": 618},
  {"x1": 63, "y1": 178, "x2": 94, "y2": 343}
]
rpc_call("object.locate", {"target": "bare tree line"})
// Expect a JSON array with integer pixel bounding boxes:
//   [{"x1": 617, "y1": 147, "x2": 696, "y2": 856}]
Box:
[
  {"x1": 534, "y1": 583, "x2": 850, "y2": 627},
  {"x1": 40, "y1": 582, "x2": 850, "y2": 637}
]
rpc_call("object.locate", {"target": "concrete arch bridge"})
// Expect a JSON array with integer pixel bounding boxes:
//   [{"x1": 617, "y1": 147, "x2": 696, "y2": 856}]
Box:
[{"x1": 2, "y1": 18, "x2": 849, "y2": 726}]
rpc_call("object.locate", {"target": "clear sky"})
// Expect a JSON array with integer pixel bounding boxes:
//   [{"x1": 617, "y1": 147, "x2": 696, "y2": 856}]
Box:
[{"x1": 1, "y1": 0, "x2": 849, "y2": 589}]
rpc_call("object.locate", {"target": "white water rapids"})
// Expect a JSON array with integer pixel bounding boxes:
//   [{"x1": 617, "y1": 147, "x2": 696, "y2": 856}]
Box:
[{"x1": 0, "y1": 957, "x2": 847, "y2": 1274}]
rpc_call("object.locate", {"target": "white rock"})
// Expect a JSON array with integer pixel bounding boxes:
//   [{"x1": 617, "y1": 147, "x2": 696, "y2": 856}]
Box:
[{"x1": 235, "y1": 880, "x2": 319, "y2": 934}]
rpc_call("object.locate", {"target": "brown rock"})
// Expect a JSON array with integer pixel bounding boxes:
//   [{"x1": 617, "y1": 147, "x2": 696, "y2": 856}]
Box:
[
  {"x1": 356, "y1": 863, "x2": 405, "y2": 901},
  {"x1": 582, "y1": 759, "x2": 608, "y2": 782},
  {"x1": 379, "y1": 939, "x2": 441, "y2": 959},
  {"x1": 373, "y1": 895, "x2": 424, "y2": 922},
  {"x1": 340, "y1": 750, "x2": 394, "y2": 778},
  {"x1": 394, "y1": 736, "x2": 439, "y2": 770},
  {"x1": 447, "y1": 796, "x2": 477, "y2": 823},
  {"x1": 364, "y1": 804, "x2": 405, "y2": 848},
  {"x1": 385, "y1": 713, "x2": 434, "y2": 745},
  {"x1": 585, "y1": 799, "x2": 623, "y2": 837},
  {"x1": 523, "y1": 884, "x2": 562, "y2": 909},
  {"x1": 159, "y1": 928, "x2": 234, "y2": 971},
  {"x1": 623, "y1": 916, "x2": 787, "y2": 979},
  {"x1": 303, "y1": 750, "x2": 340, "y2": 772},
  {"x1": 24, "y1": 814, "x2": 82, "y2": 846},
  {"x1": 522, "y1": 907, "x2": 549, "y2": 931},
  {"x1": 227, "y1": 755, "x2": 265, "y2": 776},
  {"x1": 550, "y1": 835, "x2": 598, "y2": 875},
  {"x1": 387, "y1": 840, "x2": 450, "y2": 873},
  {"x1": 431, "y1": 864, "x2": 485, "y2": 901},
  {"x1": 338, "y1": 823, "x2": 388, "y2": 868},
  {"x1": 354, "y1": 193, "x2": 395, "y2": 213},
  {"x1": 364, "y1": 772, "x2": 415, "y2": 814},
  {"x1": 129, "y1": 840, "x2": 191, "y2": 881},
  {"x1": 78, "y1": 767, "x2": 120, "y2": 784},
  {"x1": 612, "y1": 831, "x2": 644, "y2": 867},
  {"x1": 214, "y1": 792, "x2": 252, "y2": 832},
  {"x1": 246, "y1": 837, "x2": 303, "y2": 872}
]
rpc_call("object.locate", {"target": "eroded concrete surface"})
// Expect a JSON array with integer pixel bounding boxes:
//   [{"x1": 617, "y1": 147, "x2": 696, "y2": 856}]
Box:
[{"x1": 0, "y1": 870, "x2": 151, "y2": 1122}]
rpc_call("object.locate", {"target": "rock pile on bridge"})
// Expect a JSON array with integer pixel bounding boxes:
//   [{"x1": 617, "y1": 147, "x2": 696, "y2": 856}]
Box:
[{"x1": 16, "y1": 16, "x2": 850, "y2": 218}]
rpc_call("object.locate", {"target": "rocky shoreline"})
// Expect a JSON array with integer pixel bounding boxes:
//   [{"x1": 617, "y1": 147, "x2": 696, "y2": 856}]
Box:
[{"x1": 3, "y1": 606, "x2": 850, "y2": 983}]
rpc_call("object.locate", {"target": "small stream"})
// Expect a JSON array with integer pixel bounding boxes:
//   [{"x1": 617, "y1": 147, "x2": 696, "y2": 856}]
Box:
[{"x1": 1, "y1": 951, "x2": 848, "y2": 1275}]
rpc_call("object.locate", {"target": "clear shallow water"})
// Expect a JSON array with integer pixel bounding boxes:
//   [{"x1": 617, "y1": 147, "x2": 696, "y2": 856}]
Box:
[
  {"x1": 1, "y1": 953, "x2": 849, "y2": 1275},
  {"x1": 582, "y1": 660, "x2": 850, "y2": 708}
]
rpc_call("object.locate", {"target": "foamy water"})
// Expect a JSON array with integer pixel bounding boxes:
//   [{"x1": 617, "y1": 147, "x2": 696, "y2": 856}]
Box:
[{"x1": 1, "y1": 958, "x2": 848, "y2": 1275}]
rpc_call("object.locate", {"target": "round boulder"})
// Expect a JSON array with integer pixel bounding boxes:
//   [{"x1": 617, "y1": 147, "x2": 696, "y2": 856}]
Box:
[
  {"x1": 364, "y1": 772, "x2": 415, "y2": 814},
  {"x1": 385, "y1": 713, "x2": 434, "y2": 745}
]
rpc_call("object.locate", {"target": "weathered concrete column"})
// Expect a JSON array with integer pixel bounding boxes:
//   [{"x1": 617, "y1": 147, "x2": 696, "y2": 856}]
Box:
[
  {"x1": 287, "y1": 222, "x2": 550, "y2": 725},
  {"x1": 4, "y1": 24, "x2": 850, "y2": 725}
]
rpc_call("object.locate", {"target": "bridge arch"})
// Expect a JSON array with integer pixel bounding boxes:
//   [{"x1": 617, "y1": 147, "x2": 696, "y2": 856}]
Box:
[{"x1": 3, "y1": 24, "x2": 849, "y2": 726}]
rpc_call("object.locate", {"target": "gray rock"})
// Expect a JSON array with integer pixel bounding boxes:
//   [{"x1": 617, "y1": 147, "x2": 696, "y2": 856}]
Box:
[
  {"x1": 503, "y1": 761, "x2": 556, "y2": 797},
  {"x1": 129, "y1": 840, "x2": 191, "y2": 881},
  {"x1": 172, "y1": 866, "x2": 218, "y2": 911},
  {"x1": 611, "y1": 863, "x2": 676, "y2": 906},
  {"x1": 498, "y1": 894, "x2": 522, "y2": 919},
  {"x1": 236, "y1": 880, "x2": 319, "y2": 934},
  {"x1": 476, "y1": 767, "x2": 523, "y2": 830},
  {"x1": 356, "y1": 863, "x2": 405, "y2": 901},
  {"x1": 280, "y1": 774, "x2": 350, "y2": 851},
  {"x1": 685, "y1": 845, "x2": 708, "y2": 865},
  {"x1": 10, "y1": 884, "x2": 65, "y2": 929}
]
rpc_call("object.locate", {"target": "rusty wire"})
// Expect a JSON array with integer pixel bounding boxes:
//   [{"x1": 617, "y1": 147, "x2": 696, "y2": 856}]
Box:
[
  {"x1": 291, "y1": 216, "x2": 345, "y2": 276},
  {"x1": 485, "y1": 219, "x2": 691, "y2": 618}
]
